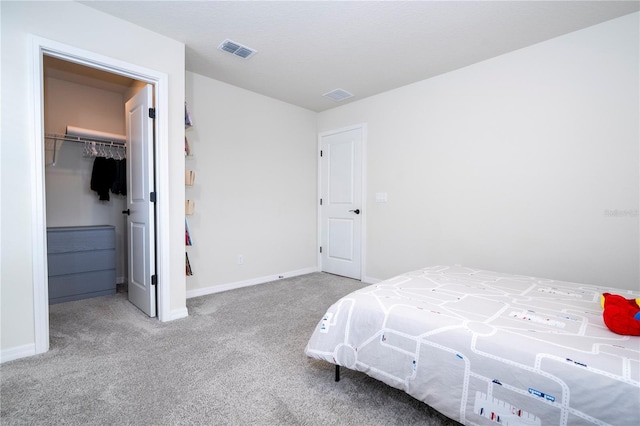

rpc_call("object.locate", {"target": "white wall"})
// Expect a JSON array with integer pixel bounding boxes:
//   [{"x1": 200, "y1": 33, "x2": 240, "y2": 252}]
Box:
[
  {"x1": 318, "y1": 13, "x2": 639, "y2": 289},
  {"x1": 44, "y1": 77, "x2": 129, "y2": 281},
  {"x1": 185, "y1": 72, "x2": 318, "y2": 295},
  {"x1": 2, "y1": 2, "x2": 637, "y2": 363},
  {"x1": 1, "y1": 1, "x2": 186, "y2": 357}
]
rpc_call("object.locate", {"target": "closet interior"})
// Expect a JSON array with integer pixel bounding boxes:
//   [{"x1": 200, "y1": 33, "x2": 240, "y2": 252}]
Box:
[{"x1": 43, "y1": 56, "x2": 145, "y2": 304}]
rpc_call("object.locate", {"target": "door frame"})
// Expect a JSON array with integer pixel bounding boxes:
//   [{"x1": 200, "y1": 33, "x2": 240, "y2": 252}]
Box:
[
  {"x1": 317, "y1": 123, "x2": 367, "y2": 280},
  {"x1": 29, "y1": 35, "x2": 172, "y2": 355}
]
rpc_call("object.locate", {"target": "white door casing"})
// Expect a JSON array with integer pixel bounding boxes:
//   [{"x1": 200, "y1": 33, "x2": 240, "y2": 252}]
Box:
[
  {"x1": 320, "y1": 125, "x2": 365, "y2": 280},
  {"x1": 28, "y1": 36, "x2": 173, "y2": 360},
  {"x1": 125, "y1": 84, "x2": 157, "y2": 317}
]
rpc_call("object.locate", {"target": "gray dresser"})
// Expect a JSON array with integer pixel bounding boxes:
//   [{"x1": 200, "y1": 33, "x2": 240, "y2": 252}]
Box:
[{"x1": 47, "y1": 225, "x2": 116, "y2": 304}]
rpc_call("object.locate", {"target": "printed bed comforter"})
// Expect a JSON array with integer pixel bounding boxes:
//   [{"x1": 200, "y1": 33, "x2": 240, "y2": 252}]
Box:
[{"x1": 305, "y1": 265, "x2": 640, "y2": 425}]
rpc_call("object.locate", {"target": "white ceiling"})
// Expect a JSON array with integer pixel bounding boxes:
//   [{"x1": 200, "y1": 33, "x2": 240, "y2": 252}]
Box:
[{"x1": 80, "y1": 1, "x2": 640, "y2": 112}]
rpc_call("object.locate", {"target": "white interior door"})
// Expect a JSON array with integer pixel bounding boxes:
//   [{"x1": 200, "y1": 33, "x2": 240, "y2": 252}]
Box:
[
  {"x1": 320, "y1": 127, "x2": 363, "y2": 279},
  {"x1": 125, "y1": 84, "x2": 156, "y2": 317}
]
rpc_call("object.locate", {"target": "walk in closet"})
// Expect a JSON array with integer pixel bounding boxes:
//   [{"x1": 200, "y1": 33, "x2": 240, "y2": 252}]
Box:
[{"x1": 43, "y1": 56, "x2": 145, "y2": 304}]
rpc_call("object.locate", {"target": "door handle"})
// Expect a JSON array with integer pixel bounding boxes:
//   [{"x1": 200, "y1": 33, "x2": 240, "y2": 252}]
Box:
[
  {"x1": 349, "y1": 209, "x2": 360, "y2": 215},
  {"x1": 122, "y1": 209, "x2": 131, "y2": 215}
]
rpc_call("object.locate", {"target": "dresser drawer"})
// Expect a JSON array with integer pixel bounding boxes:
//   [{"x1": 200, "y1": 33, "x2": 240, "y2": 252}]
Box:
[
  {"x1": 47, "y1": 226, "x2": 115, "y2": 253},
  {"x1": 47, "y1": 249, "x2": 116, "y2": 276},
  {"x1": 48, "y1": 270, "x2": 116, "y2": 304}
]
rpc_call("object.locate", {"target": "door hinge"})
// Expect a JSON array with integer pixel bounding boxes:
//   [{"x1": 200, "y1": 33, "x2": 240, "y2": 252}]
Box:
[
  {"x1": 320, "y1": 150, "x2": 323, "y2": 157},
  {"x1": 150, "y1": 191, "x2": 157, "y2": 202},
  {"x1": 151, "y1": 274, "x2": 157, "y2": 285},
  {"x1": 149, "y1": 108, "x2": 156, "y2": 119},
  {"x1": 320, "y1": 246, "x2": 323, "y2": 253},
  {"x1": 320, "y1": 198, "x2": 323, "y2": 205}
]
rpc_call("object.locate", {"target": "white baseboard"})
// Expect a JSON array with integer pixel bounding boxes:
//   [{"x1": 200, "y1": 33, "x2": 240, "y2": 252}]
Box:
[
  {"x1": 1, "y1": 343, "x2": 36, "y2": 364},
  {"x1": 167, "y1": 307, "x2": 189, "y2": 322},
  {"x1": 362, "y1": 275, "x2": 381, "y2": 284},
  {"x1": 186, "y1": 266, "x2": 320, "y2": 299}
]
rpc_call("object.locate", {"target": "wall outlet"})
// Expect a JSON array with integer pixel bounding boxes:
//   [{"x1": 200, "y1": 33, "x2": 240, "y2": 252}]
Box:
[{"x1": 237, "y1": 255, "x2": 244, "y2": 265}]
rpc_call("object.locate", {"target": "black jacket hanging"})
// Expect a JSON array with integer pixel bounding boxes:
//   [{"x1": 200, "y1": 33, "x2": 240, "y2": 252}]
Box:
[
  {"x1": 90, "y1": 157, "x2": 116, "y2": 201},
  {"x1": 111, "y1": 159, "x2": 127, "y2": 196}
]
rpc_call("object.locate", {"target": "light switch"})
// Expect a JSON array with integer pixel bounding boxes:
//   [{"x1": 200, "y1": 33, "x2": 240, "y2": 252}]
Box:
[{"x1": 375, "y1": 192, "x2": 388, "y2": 203}]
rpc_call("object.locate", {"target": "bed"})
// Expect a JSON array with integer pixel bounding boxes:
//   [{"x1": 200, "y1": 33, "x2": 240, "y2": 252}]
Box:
[{"x1": 305, "y1": 265, "x2": 640, "y2": 425}]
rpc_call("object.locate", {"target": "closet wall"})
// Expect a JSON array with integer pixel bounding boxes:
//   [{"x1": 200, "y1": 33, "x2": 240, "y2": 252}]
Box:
[{"x1": 44, "y1": 61, "x2": 142, "y2": 283}]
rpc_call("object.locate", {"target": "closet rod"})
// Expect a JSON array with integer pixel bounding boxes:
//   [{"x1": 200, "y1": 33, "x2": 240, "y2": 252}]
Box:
[{"x1": 45, "y1": 133, "x2": 126, "y2": 166}]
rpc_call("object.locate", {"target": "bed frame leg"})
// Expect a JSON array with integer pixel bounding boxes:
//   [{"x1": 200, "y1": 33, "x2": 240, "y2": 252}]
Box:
[{"x1": 335, "y1": 365, "x2": 340, "y2": 382}]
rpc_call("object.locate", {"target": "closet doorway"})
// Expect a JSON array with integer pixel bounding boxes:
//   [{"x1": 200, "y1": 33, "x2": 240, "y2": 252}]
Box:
[
  {"x1": 42, "y1": 57, "x2": 156, "y2": 317},
  {"x1": 31, "y1": 36, "x2": 173, "y2": 357}
]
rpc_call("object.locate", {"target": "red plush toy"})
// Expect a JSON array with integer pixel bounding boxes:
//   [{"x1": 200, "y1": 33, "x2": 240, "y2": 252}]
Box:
[{"x1": 600, "y1": 293, "x2": 640, "y2": 336}]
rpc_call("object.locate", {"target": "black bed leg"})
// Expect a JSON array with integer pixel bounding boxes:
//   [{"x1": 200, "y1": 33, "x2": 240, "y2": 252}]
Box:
[{"x1": 335, "y1": 365, "x2": 340, "y2": 382}]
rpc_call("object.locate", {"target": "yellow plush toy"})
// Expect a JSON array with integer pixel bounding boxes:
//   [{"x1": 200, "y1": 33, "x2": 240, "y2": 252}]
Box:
[{"x1": 600, "y1": 293, "x2": 640, "y2": 336}]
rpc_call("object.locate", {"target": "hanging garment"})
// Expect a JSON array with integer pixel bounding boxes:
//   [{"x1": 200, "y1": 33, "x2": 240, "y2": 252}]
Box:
[
  {"x1": 90, "y1": 157, "x2": 116, "y2": 201},
  {"x1": 111, "y1": 159, "x2": 127, "y2": 196}
]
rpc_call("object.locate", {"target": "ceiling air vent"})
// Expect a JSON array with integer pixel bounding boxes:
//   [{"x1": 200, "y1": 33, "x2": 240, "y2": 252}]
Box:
[
  {"x1": 218, "y1": 39, "x2": 257, "y2": 59},
  {"x1": 323, "y1": 88, "x2": 354, "y2": 102}
]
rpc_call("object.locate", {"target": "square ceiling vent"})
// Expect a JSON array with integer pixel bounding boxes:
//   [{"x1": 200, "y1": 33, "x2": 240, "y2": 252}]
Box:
[
  {"x1": 218, "y1": 39, "x2": 257, "y2": 59},
  {"x1": 323, "y1": 88, "x2": 354, "y2": 102}
]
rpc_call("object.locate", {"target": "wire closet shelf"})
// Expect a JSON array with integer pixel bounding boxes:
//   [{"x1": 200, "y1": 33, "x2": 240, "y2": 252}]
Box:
[{"x1": 45, "y1": 132, "x2": 126, "y2": 166}]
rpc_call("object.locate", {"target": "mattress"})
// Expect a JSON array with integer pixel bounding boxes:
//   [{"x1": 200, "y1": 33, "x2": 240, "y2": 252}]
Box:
[{"x1": 305, "y1": 265, "x2": 640, "y2": 425}]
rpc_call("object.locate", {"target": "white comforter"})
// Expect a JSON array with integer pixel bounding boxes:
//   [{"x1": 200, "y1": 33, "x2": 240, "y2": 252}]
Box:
[{"x1": 306, "y1": 265, "x2": 640, "y2": 425}]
